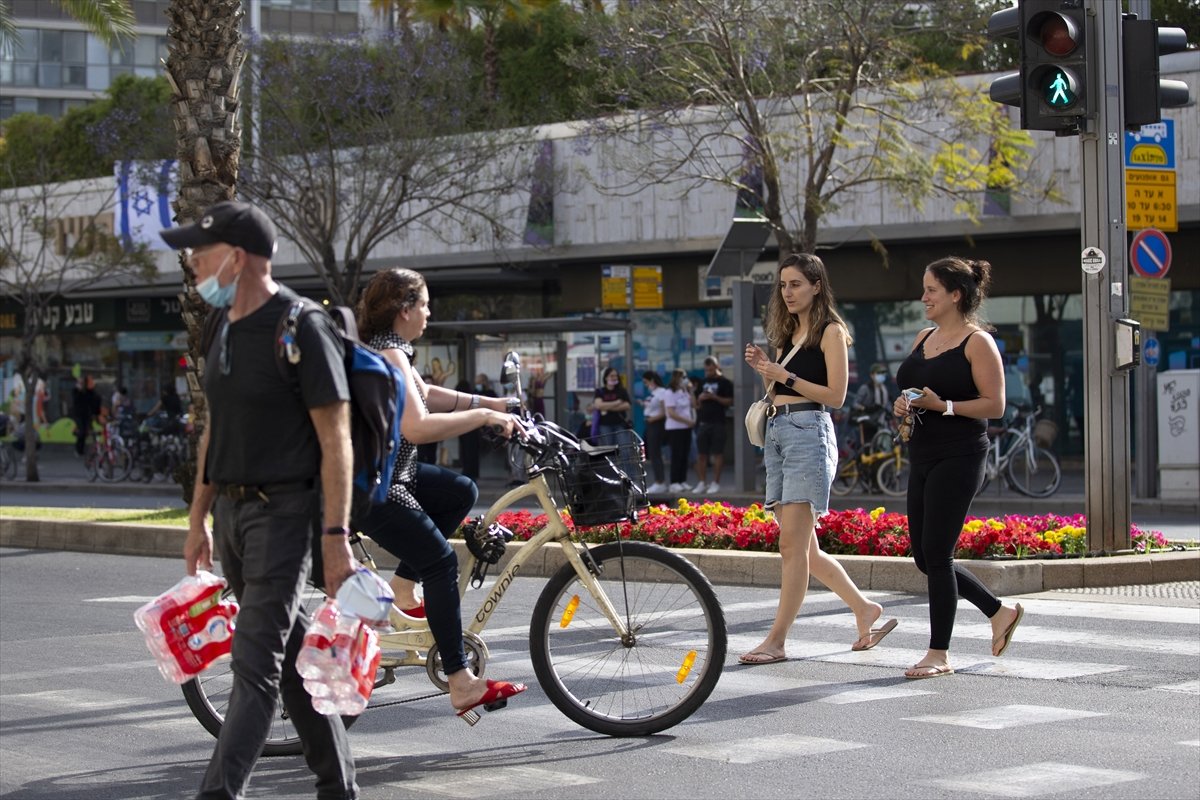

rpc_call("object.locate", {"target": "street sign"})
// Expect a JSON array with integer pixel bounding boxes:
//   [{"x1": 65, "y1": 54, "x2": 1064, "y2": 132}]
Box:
[
  {"x1": 1129, "y1": 228, "x2": 1172, "y2": 278},
  {"x1": 1143, "y1": 337, "x2": 1160, "y2": 368},
  {"x1": 1081, "y1": 246, "x2": 1106, "y2": 274},
  {"x1": 1130, "y1": 276, "x2": 1171, "y2": 330},
  {"x1": 1126, "y1": 170, "x2": 1178, "y2": 232},
  {"x1": 1124, "y1": 120, "x2": 1175, "y2": 170}
]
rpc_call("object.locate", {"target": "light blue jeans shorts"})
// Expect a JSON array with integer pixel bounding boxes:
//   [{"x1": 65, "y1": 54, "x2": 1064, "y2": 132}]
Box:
[{"x1": 763, "y1": 409, "x2": 838, "y2": 517}]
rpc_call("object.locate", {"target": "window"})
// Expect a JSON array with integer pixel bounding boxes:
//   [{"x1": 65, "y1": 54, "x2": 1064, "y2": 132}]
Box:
[
  {"x1": 63, "y1": 31, "x2": 87, "y2": 64},
  {"x1": 37, "y1": 98, "x2": 62, "y2": 117},
  {"x1": 64, "y1": 64, "x2": 87, "y2": 87},
  {"x1": 41, "y1": 30, "x2": 63, "y2": 63}
]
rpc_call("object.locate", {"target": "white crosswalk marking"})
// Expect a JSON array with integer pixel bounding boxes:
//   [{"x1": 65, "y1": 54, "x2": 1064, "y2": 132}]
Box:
[
  {"x1": 903, "y1": 704, "x2": 1105, "y2": 730},
  {"x1": 928, "y1": 762, "x2": 1144, "y2": 797},
  {"x1": 1154, "y1": 679, "x2": 1200, "y2": 694},
  {"x1": 666, "y1": 733, "x2": 868, "y2": 763},
  {"x1": 398, "y1": 765, "x2": 600, "y2": 798}
]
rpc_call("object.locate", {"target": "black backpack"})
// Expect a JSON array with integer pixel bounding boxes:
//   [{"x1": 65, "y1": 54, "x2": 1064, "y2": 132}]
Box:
[{"x1": 201, "y1": 297, "x2": 406, "y2": 526}]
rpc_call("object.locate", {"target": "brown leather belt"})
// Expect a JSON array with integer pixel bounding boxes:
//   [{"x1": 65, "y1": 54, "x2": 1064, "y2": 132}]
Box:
[
  {"x1": 218, "y1": 480, "x2": 314, "y2": 502},
  {"x1": 768, "y1": 402, "x2": 826, "y2": 417}
]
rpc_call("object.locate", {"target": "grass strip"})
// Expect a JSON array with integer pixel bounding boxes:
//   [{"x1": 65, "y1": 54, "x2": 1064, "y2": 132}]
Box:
[{"x1": 0, "y1": 506, "x2": 189, "y2": 526}]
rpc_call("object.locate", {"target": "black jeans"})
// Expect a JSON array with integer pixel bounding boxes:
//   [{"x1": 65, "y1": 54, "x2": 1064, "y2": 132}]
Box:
[
  {"x1": 200, "y1": 489, "x2": 357, "y2": 800},
  {"x1": 666, "y1": 428, "x2": 692, "y2": 484},
  {"x1": 358, "y1": 463, "x2": 477, "y2": 675},
  {"x1": 907, "y1": 451, "x2": 1001, "y2": 651},
  {"x1": 643, "y1": 420, "x2": 666, "y2": 484}
]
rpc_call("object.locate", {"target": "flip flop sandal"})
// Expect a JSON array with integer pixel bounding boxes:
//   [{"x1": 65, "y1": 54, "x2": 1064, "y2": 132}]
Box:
[
  {"x1": 738, "y1": 651, "x2": 788, "y2": 666},
  {"x1": 851, "y1": 618, "x2": 899, "y2": 651},
  {"x1": 904, "y1": 664, "x2": 954, "y2": 680}
]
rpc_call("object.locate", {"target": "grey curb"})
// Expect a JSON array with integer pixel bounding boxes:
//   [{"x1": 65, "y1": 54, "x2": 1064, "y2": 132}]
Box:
[{"x1": 3, "y1": 517, "x2": 1197, "y2": 596}]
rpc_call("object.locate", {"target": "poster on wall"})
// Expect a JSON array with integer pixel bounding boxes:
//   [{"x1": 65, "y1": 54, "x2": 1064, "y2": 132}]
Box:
[{"x1": 411, "y1": 343, "x2": 460, "y2": 390}]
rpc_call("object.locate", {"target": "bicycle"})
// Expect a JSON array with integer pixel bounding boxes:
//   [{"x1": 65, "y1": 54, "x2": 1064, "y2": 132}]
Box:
[
  {"x1": 978, "y1": 404, "x2": 1061, "y2": 498},
  {"x1": 831, "y1": 408, "x2": 909, "y2": 497},
  {"x1": 83, "y1": 420, "x2": 132, "y2": 482},
  {"x1": 181, "y1": 350, "x2": 727, "y2": 754}
]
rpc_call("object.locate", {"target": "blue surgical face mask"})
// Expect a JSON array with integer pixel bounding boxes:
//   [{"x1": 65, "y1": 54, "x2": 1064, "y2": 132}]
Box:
[
  {"x1": 196, "y1": 252, "x2": 237, "y2": 308},
  {"x1": 872, "y1": 373, "x2": 887, "y2": 385}
]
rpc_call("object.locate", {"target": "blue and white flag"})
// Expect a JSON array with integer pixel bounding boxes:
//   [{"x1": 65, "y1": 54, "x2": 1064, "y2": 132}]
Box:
[{"x1": 114, "y1": 160, "x2": 177, "y2": 250}]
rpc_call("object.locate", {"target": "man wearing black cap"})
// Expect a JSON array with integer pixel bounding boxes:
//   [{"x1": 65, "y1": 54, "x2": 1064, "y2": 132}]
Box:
[{"x1": 162, "y1": 201, "x2": 359, "y2": 799}]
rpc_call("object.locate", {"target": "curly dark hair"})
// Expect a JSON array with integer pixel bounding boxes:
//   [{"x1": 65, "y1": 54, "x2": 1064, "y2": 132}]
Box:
[{"x1": 356, "y1": 268, "x2": 425, "y2": 341}]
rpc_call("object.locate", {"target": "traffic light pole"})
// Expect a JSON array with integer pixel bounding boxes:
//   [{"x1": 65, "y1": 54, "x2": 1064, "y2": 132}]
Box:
[{"x1": 1080, "y1": 0, "x2": 1132, "y2": 552}]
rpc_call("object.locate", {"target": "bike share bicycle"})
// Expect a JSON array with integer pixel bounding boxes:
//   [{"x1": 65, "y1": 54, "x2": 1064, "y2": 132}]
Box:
[
  {"x1": 182, "y1": 351, "x2": 728, "y2": 752},
  {"x1": 831, "y1": 407, "x2": 909, "y2": 497},
  {"x1": 978, "y1": 403, "x2": 1061, "y2": 498}
]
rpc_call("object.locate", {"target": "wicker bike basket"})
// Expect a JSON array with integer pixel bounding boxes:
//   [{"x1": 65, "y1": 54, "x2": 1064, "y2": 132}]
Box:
[{"x1": 550, "y1": 430, "x2": 649, "y2": 527}]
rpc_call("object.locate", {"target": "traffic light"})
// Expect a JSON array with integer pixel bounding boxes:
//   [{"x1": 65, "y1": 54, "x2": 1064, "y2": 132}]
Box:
[
  {"x1": 1123, "y1": 19, "x2": 1191, "y2": 130},
  {"x1": 1020, "y1": 0, "x2": 1089, "y2": 133}
]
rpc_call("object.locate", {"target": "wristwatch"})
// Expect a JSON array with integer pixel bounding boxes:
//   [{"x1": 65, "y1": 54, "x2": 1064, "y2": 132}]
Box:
[
  {"x1": 786, "y1": 373, "x2": 798, "y2": 390},
  {"x1": 943, "y1": 400, "x2": 955, "y2": 417}
]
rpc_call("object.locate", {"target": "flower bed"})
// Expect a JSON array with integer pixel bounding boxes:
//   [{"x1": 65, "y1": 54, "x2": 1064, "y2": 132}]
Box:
[{"x1": 476, "y1": 501, "x2": 1170, "y2": 560}]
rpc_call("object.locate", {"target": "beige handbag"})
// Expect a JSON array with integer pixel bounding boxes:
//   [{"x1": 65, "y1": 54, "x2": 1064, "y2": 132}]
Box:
[{"x1": 744, "y1": 339, "x2": 806, "y2": 447}]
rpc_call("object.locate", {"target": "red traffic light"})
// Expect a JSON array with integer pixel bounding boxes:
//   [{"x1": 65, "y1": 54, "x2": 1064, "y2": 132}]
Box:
[{"x1": 1031, "y1": 12, "x2": 1080, "y2": 57}]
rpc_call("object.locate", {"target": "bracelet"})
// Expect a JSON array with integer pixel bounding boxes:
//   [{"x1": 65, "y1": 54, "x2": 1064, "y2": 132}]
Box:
[
  {"x1": 470, "y1": 394, "x2": 480, "y2": 410},
  {"x1": 453, "y1": 391, "x2": 462, "y2": 411},
  {"x1": 943, "y1": 399, "x2": 955, "y2": 417},
  {"x1": 323, "y1": 526, "x2": 350, "y2": 536}
]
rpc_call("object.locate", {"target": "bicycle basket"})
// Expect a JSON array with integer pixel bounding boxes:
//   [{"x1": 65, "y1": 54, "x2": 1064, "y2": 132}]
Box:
[
  {"x1": 1034, "y1": 419, "x2": 1058, "y2": 449},
  {"x1": 556, "y1": 430, "x2": 648, "y2": 527}
]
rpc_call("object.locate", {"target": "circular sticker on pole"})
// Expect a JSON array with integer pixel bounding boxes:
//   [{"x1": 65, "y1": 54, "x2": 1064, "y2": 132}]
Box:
[{"x1": 1081, "y1": 247, "x2": 1106, "y2": 274}]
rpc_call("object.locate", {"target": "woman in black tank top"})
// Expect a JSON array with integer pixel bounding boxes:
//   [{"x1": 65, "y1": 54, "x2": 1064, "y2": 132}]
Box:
[
  {"x1": 737, "y1": 253, "x2": 898, "y2": 665},
  {"x1": 891, "y1": 256, "x2": 1024, "y2": 680}
]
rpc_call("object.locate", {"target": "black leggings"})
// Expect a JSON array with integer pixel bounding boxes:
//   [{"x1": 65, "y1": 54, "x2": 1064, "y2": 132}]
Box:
[
  {"x1": 666, "y1": 428, "x2": 692, "y2": 484},
  {"x1": 358, "y1": 463, "x2": 477, "y2": 675},
  {"x1": 907, "y1": 451, "x2": 1001, "y2": 651}
]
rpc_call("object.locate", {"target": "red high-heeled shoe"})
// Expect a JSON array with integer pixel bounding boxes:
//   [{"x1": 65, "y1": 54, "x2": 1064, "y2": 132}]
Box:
[
  {"x1": 454, "y1": 679, "x2": 527, "y2": 726},
  {"x1": 396, "y1": 602, "x2": 425, "y2": 620}
]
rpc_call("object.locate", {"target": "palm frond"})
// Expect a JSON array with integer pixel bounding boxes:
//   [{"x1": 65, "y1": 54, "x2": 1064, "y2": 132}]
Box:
[{"x1": 57, "y1": 0, "x2": 137, "y2": 47}]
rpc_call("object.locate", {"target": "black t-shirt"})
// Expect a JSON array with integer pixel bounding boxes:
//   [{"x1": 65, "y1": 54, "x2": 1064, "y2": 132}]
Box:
[
  {"x1": 203, "y1": 286, "x2": 349, "y2": 485},
  {"x1": 694, "y1": 375, "x2": 733, "y2": 425},
  {"x1": 593, "y1": 386, "x2": 631, "y2": 427},
  {"x1": 895, "y1": 329, "x2": 988, "y2": 463},
  {"x1": 160, "y1": 391, "x2": 183, "y2": 416}
]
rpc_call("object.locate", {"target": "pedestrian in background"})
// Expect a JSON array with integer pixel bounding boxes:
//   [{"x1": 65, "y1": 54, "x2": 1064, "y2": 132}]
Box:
[
  {"x1": 71, "y1": 375, "x2": 100, "y2": 456},
  {"x1": 664, "y1": 369, "x2": 695, "y2": 493},
  {"x1": 691, "y1": 356, "x2": 733, "y2": 495},
  {"x1": 893, "y1": 256, "x2": 1023, "y2": 680},
  {"x1": 590, "y1": 367, "x2": 631, "y2": 440},
  {"x1": 162, "y1": 200, "x2": 359, "y2": 799},
  {"x1": 641, "y1": 370, "x2": 669, "y2": 493},
  {"x1": 739, "y1": 253, "x2": 896, "y2": 665}
]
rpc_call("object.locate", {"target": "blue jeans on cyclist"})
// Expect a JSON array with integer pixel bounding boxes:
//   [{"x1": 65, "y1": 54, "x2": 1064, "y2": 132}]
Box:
[{"x1": 357, "y1": 463, "x2": 476, "y2": 674}]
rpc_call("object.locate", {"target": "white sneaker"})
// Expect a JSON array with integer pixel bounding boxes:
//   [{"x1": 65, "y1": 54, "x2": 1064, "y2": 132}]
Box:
[
  {"x1": 646, "y1": 482, "x2": 668, "y2": 494},
  {"x1": 692, "y1": 483, "x2": 708, "y2": 495},
  {"x1": 706, "y1": 481, "x2": 721, "y2": 494},
  {"x1": 668, "y1": 482, "x2": 688, "y2": 493}
]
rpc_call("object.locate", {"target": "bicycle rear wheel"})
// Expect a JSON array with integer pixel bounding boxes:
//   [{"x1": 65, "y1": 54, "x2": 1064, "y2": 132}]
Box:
[
  {"x1": 830, "y1": 456, "x2": 859, "y2": 496},
  {"x1": 875, "y1": 453, "x2": 910, "y2": 497},
  {"x1": 529, "y1": 541, "x2": 726, "y2": 737},
  {"x1": 97, "y1": 447, "x2": 132, "y2": 482},
  {"x1": 1006, "y1": 445, "x2": 1061, "y2": 498},
  {"x1": 181, "y1": 584, "x2": 355, "y2": 757}
]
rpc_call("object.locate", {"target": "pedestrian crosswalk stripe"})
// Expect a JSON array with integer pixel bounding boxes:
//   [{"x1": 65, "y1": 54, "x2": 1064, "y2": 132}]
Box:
[
  {"x1": 903, "y1": 704, "x2": 1105, "y2": 730},
  {"x1": 928, "y1": 762, "x2": 1143, "y2": 797},
  {"x1": 1153, "y1": 679, "x2": 1199, "y2": 694},
  {"x1": 816, "y1": 685, "x2": 936, "y2": 704},
  {"x1": 727, "y1": 634, "x2": 1129, "y2": 681},
  {"x1": 665, "y1": 733, "x2": 867, "y2": 763},
  {"x1": 1179, "y1": 740, "x2": 1200, "y2": 747},
  {"x1": 955, "y1": 597, "x2": 1199, "y2": 626},
  {"x1": 397, "y1": 765, "x2": 599, "y2": 798}
]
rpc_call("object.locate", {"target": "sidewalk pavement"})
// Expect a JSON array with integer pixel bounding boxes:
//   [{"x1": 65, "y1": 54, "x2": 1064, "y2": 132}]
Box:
[{"x1": 3, "y1": 447, "x2": 1197, "y2": 597}]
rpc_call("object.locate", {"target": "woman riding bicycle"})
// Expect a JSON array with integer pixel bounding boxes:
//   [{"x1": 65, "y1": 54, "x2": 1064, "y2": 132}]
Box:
[{"x1": 355, "y1": 267, "x2": 526, "y2": 722}]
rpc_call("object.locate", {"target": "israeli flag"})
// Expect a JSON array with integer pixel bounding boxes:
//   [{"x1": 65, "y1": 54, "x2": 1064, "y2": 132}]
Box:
[{"x1": 115, "y1": 160, "x2": 177, "y2": 250}]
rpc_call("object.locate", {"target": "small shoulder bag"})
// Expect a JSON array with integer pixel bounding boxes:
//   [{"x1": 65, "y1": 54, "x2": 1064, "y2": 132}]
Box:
[{"x1": 745, "y1": 339, "x2": 807, "y2": 447}]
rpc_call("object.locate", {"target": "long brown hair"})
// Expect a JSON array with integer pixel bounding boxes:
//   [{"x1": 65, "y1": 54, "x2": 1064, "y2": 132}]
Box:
[
  {"x1": 764, "y1": 253, "x2": 852, "y2": 352},
  {"x1": 356, "y1": 267, "x2": 425, "y2": 341}
]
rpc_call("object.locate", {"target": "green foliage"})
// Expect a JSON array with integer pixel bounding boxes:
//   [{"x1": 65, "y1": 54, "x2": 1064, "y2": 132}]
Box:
[
  {"x1": 0, "y1": 74, "x2": 172, "y2": 189},
  {"x1": 494, "y1": 3, "x2": 596, "y2": 124}
]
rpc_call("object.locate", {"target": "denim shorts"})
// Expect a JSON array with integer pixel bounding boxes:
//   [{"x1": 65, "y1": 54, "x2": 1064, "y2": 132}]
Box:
[{"x1": 763, "y1": 410, "x2": 837, "y2": 516}]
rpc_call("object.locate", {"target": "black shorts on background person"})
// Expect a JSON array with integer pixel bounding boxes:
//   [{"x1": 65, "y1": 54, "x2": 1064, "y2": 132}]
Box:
[
  {"x1": 162, "y1": 201, "x2": 360, "y2": 800},
  {"x1": 691, "y1": 357, "x2": 733, "y2": 495}
]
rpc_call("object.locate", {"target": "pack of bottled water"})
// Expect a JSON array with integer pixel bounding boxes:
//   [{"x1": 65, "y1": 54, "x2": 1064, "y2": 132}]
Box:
[
  {"x1": 295, "y1": 598, "x2": 381, "y2": 716},
  {"x1": 134, "y1": 571, "x2": 238, "y2": 684}
]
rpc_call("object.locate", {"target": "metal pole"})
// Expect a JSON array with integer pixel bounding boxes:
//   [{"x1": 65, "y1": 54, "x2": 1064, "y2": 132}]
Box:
[
  {"x1": 1080, "y1": 0, "x2": 1132, "y2": 551},
  {"x1": 1126, "y1": 0, "x2": 1158, "y2": 500},
  {"x1": 732, "y1": 279, "x2": 757, "y2": 493}
]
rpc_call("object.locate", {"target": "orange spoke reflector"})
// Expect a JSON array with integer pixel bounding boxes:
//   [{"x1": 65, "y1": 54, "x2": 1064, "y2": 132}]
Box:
[
  {"x1": 676, "y1": 650, "x2": 698, "y2": 684},
  {"x1": 559, "y1": 595, "x2": 580, "y2": 628}
]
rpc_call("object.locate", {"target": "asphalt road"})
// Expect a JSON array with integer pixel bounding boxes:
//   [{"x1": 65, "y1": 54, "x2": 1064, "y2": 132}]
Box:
[{"x1": 1, "y1": 548, "x2": 1197, "y2": 799}]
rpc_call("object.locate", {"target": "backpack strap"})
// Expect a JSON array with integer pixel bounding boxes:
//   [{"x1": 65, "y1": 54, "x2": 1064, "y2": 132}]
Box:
[{"x1": 273, "y1": 297, "x2": 327, "y2": 382}]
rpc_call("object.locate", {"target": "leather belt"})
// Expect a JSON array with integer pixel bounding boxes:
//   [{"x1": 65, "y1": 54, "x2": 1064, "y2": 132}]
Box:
[
  {"x1": 768, "y1": 402, "x2": 826, "y2": 417},
  {"x1": 218, "y1": 480, "x2": 314, "y2": 502}
]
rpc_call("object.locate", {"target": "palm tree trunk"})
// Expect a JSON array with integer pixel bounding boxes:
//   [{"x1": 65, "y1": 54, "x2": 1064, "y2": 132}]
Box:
[{"x1": 164, "y1": 0, "x2": 246, "y2": 504}]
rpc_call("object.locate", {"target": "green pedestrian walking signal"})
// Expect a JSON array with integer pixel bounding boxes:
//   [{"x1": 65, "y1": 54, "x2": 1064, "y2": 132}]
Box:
[{"x1": 1044, "y1": 68, "x2": 1077, "y2": 108}]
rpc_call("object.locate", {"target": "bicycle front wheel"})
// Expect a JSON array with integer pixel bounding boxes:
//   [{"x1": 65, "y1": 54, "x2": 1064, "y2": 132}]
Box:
[
  {"x1": 97, "y1": 447, "x2": 132, "y2": 482},
  {"x1": 529, "y1": 541, "x2": 726, "y2": 737},
  {"x1": 875, "y1": 453, "x2": 910, "y2": 497},
  {"x1": 1006, "y1": 445, "x2": 1061, "y2": 498}
]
